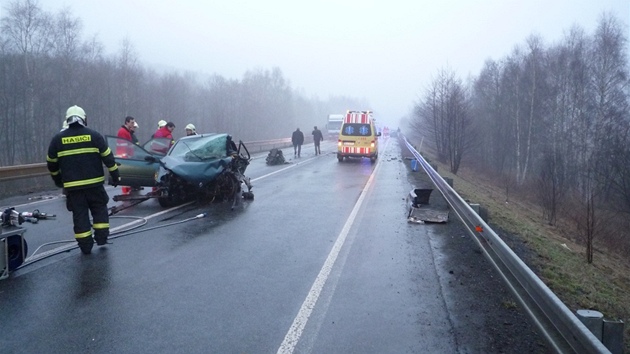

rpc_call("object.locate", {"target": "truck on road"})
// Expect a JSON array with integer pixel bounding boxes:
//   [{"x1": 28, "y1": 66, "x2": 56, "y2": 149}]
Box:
[{"x1": 326, "y1": 114, "x2": 344, "y2": 139}]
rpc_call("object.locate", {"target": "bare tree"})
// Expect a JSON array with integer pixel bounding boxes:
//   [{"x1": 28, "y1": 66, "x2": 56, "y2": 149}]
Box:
[
  {"x1": 1, "y1": 0, "x2": 54, "y2": 163},
  {"x1": 472, "y1": 59, "x2": 509, "y2": 173},
  {"x1": 413, "y1": 67, "x2": 472, "y2": 174},
  {"x1": 517, "y1": 35, "x2": 545, "y2": 185}
]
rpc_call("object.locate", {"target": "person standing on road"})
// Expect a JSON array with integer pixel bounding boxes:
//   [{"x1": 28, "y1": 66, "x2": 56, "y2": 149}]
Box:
[
  {"x1": 152, "y1": 120, "x2": 167, "y2": 138},
  {"x1": 47, "y1": 105, "x2": 120, "y2": 255},
  {"x1": 312, "y1": 126, "x2": 323, "y2": 155},
  {"x1": 291, "y1": 127, "x2": 304, "y2": 158},
  {"x1": 130, "y1": 121, "x2": 139, "y2": 144},
  {"x1": 152, "y1": 121, "x2": 176, "y2": 154},
  {"x1": 116, "y1": 116, "x2": 135, "y2": 142},
  {"x1": 116, "y1": 116, "x2": 136, "y2": 195},
  {"x1": 154, "y1": 121, "x2": 175, "y2": 142}
]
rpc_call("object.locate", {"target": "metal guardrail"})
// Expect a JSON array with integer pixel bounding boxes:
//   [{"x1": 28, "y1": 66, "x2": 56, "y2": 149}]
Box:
[
  {"x1": 242, "y1": 138, "x2": 295, "y2": 153},
  {"x1": 0, "y1": 138, "x2": 296, "y2": 182},
  {"x1": 0, "y1": 163, "x2": 50, "y2": 182},
  {"x1": 403, "y1": 136, "x2": 610, "y2": 353}
]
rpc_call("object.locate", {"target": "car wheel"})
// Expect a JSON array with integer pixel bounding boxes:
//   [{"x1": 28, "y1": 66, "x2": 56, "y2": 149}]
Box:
[
  {"x1": 337, "y1": 155, "x2": 343, "y2": 162},
  {"x1": 158, "y1": 193, "x2": 175, "y2": 208},
  {"x1": 157, "y1": 183, "x2": 184, "y2": 207},
  {"x1": 242, "y1": 191, "x2": 254, "y2": 200}
]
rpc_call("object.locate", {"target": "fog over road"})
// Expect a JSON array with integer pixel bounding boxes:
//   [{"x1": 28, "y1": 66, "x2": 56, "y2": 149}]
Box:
[{"x1": 0, "y1": 138, "x2": 546, "y2": 353}]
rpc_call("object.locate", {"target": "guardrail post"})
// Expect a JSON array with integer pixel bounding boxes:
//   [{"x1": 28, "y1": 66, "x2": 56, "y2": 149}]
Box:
[
  {"x1": 576, "y1": 309, "x2": 604, "y2": 340},
  {"x1": 602, "y1": 319, "x2": 624, "y2": 354},
  {"x1": 468, "y1": 203, "x2": 489, "y2": 223}
]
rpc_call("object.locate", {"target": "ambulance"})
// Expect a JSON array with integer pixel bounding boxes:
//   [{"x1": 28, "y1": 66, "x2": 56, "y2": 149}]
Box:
[{"x1": 337, "y1": 110, "x2": 380, "y2": 163}]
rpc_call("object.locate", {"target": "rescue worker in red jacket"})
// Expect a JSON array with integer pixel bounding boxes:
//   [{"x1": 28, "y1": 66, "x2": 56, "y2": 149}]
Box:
[
  {"x1": 151, "y1": 121, "x2": 175, "y2": 154},
  {"x1": 116, "y1": 116, "x2": 135, "y2": 142},
  {"x1": 152, "y1": 120, "x2": 167, "y2": 138},
  {"x1": 116, "y1": 116, "x2": 136, "y2": 195},
  {"x1": 154, "y1": 121, "x2": 175, "y2": 140},
  {"x1": 47, "y1": 105, "x2": 120, "y2": 254}
]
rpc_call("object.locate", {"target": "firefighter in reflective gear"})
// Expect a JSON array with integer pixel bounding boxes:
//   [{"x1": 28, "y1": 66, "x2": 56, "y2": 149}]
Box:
[
  {"x1": 185, "y1": 123, "x2": 197, "y2": 136},
  {"x1": 47, "y1": 105, "x2": 120, "y2": 254}
]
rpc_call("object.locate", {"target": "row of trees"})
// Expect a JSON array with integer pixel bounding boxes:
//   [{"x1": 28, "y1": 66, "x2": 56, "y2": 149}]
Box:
[
  {"x1": 412, "y1": 13, "x2": 629, "y2": 262},
  {"x1": 0, "y1": 0, "x2": 365, "y2": 167}
]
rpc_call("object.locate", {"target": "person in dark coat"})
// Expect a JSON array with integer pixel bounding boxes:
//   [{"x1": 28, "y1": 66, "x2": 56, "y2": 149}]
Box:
[
  {"x1": 312, "y1": 126, "x2": 323, "y2": 155},
  {"x1": 47, "y1": 105, "x2": 120, "y2": 254},
  {"x1": 291, "y1": 128, "x2": 304, "y2": 157}
]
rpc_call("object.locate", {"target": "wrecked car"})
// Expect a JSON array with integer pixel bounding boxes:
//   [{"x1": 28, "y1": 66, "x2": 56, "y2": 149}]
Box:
[{"x1": 107, "y1": 133, "x2": 253, "y2": 209}]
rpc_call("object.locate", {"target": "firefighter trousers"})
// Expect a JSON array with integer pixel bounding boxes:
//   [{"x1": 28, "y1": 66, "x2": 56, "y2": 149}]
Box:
[{"x1": 66, "y1": 185, "x2": 110, "y2": 245}]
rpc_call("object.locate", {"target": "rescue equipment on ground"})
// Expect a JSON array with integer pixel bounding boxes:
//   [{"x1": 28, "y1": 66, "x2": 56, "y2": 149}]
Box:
[
  {"x1": 266, "y1": 148, "x2": 285, "y2": 165},
  {"x1": 20, "y1": 209, "x2": 56, "y2": 224},
  {"x1": 1, "y1": 208, "x2": 29, "y2": 279}
]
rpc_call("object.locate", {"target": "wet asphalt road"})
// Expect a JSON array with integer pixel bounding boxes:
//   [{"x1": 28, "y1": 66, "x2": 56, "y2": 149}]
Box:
[{"x1": 0, "y1": 138, "x2": 546, "y2": 353}]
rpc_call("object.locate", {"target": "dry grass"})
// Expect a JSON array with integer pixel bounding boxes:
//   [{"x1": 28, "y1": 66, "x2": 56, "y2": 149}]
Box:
[{"x1": 430, "y1": 159, "x2": 630, "y2": 352}]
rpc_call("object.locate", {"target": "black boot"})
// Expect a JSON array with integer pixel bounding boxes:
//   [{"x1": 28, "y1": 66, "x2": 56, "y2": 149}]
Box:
[
  {"x1": 94, "y1": 232, "x2": 108, "y2": 246},
  {"x1": 77, "y1": 237, "x2": 94, "y2": 255}
]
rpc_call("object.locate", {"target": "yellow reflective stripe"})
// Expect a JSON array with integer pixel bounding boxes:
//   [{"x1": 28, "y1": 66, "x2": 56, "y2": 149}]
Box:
[
  {"x1": 100, "y1": 147, "x2": 112, "y2": 157},
  {"x1": 58, "y1": 147, "x2": 99, "y2": 157},
  {"x1": 50, "y1": 170, "x2": 60, "y2": 176},
  {"x1": 75, "y1": 230, "x2": 92, "y2": 239},
  {"x1": 46, "y1": 155, "x2": 58, "y2": 162},
  {"x1": 107, "y1": 165, "x2": 118, "y2": 172},
  {"x1": 63, "y1": 176, "x2": 105, "y2": 188},
  {"x1": 93, "y1": 223, "x2": 109, "y2": 229}
]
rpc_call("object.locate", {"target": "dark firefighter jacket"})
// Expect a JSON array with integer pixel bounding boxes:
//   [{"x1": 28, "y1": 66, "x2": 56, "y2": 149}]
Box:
[{"x1": 47, "y1": 124, "x2": 118, "y2": 191}]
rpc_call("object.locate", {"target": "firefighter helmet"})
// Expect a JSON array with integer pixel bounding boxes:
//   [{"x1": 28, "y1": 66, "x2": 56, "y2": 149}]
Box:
[
  {"x1": 185, "y1": 124, "x2": 196, "y2": 131},
  {"x1": 65, "y1": 105, "x2": 86, "y2": 126},
  {"x1": 158, "y1": 120, "x2": 167, "y2": 128}
]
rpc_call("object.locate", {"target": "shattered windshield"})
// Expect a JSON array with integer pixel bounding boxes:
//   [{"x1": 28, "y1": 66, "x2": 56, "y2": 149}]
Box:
[{"x1": 170, "y1": 134, "x2": 228, "y2": 162}]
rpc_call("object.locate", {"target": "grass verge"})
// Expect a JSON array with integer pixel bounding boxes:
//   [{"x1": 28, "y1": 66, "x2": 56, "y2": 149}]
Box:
[{"x1": 428, "y1": 158, "x2": 629, "y2": 352}]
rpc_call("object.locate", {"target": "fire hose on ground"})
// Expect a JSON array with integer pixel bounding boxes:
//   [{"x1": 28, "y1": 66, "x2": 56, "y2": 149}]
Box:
[{"x1": 1, "y1": 206, "x2": 206, "y2": 278}]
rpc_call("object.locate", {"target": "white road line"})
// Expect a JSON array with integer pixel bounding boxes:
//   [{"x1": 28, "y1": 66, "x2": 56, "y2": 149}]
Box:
[
  {"x1": 276, "y1": 152, "x2": 384, "y2": 354},
  {"x1": 250, "y1": 156, "x2": 318, "y2": 183}
]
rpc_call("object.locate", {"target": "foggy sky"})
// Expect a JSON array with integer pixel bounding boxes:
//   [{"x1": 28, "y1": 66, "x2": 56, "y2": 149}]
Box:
[{"x1": 35, "y1": 0, "x2": 630, "y2": 128}]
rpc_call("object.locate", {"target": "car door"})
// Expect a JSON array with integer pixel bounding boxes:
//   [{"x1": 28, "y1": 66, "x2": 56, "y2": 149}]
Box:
[{"x1": 106, "y1": 136, "x2": 169, "y2": 187}]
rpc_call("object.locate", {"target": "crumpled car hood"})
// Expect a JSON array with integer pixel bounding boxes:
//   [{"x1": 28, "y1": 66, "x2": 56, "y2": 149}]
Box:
[{"x1": 161, "y1": 155, "x2": 232, "y2": 185}]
